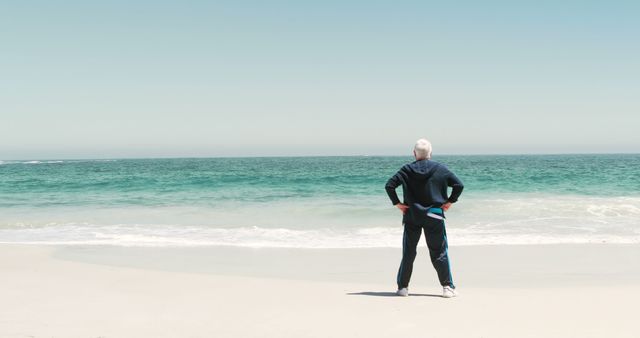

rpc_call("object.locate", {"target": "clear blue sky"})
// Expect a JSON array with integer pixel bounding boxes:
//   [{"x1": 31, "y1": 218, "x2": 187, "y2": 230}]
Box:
[{"x1": 1, "y1": 0, "x2": 638, "y2": 159}]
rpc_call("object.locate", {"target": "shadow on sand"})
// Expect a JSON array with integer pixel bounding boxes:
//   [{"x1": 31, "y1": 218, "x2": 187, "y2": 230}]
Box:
[{"x1": 347, "y1": 291, "x2": 442, "y2": 298}]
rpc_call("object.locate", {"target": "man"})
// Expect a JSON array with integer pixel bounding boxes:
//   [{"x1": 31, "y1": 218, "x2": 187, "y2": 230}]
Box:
[{"x1": 385, "y1": 139, "x2": 464, "y2": 298}]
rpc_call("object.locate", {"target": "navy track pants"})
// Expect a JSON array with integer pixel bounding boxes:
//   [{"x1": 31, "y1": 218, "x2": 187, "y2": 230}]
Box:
[{"x1": 396, "y1": 213, "x2": 455, "y2": 289}]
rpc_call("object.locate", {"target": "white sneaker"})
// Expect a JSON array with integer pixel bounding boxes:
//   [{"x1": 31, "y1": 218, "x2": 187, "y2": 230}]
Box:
[
  {"x1": 396, "y1": 288, "x2": 409, "y2": 297},
  {"x1": 442, "y1": 286, "x2": 457, "y2": 298}
]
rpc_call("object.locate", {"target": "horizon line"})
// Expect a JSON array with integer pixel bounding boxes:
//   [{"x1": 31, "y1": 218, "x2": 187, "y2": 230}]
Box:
[{"x1": 2, "y1": 151, "x2": 639, "y2": 162}]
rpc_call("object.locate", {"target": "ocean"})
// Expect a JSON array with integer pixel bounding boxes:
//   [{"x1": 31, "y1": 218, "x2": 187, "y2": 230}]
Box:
[{"x1": 1, "y1": 154, "x2": 639, "y2": 247}]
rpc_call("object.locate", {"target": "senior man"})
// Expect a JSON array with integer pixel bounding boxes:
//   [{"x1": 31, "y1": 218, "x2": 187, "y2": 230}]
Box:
[{"x1": 385, "y1": 139, "x2": 464, "y2": 298}]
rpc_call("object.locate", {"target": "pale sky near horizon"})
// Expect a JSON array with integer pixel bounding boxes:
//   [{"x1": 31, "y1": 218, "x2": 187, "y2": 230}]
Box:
[{"x1": 1, "y1": 1, "x2": 638, "y2": 159}]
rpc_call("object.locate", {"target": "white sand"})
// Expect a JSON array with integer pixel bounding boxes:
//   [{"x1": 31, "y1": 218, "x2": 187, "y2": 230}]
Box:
[{"x1": 1, "y1": 243, "x2": 639, "y2": 338}]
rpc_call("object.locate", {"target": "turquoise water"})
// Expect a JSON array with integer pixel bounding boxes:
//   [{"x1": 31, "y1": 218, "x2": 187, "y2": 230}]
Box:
[{"x1": 1, "y1": 155, "x2": 639, "y2": 247}]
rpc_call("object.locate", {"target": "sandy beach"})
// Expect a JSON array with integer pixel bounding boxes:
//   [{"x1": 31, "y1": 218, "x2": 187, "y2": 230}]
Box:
[{"x1": 1, "y1": 243, "x2": 638, "y2": 338}]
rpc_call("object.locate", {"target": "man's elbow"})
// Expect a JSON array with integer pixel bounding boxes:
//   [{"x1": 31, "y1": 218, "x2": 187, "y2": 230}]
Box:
[
  {"x1": 384, "y1": 179, "x2": 397, "y2": 190},
  {"x1": 385, "y1": 186, "x2": 396, "y2": 197}
]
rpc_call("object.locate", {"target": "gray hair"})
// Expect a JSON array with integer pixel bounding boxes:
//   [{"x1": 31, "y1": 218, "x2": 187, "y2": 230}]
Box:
[{"x1": 414, "y1": 138, "x2": 432, "y2": 160}]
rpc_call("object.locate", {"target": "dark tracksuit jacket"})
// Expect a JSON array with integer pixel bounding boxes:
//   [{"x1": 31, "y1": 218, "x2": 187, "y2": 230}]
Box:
[{"x1": 385, "y1": 159, "x2": 464, "y2": 289}]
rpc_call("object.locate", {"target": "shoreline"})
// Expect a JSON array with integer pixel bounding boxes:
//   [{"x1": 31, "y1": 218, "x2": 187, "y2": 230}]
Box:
[
  {"x1": 48, "y1": 243, "x2": 640, "y2": 287},
  {"x1": 4, "y1": 241, "x2": 639, "y2": 271}
]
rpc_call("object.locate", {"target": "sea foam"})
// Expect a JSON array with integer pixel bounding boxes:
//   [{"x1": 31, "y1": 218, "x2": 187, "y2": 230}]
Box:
[{"x1": 0, "y1": 223, "x2": 639, "y2": 248}]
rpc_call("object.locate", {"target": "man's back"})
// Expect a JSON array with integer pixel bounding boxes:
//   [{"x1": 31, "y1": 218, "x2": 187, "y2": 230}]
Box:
[{"x1": 385, "y1": 159, "x2": 464, "y2": 224}]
